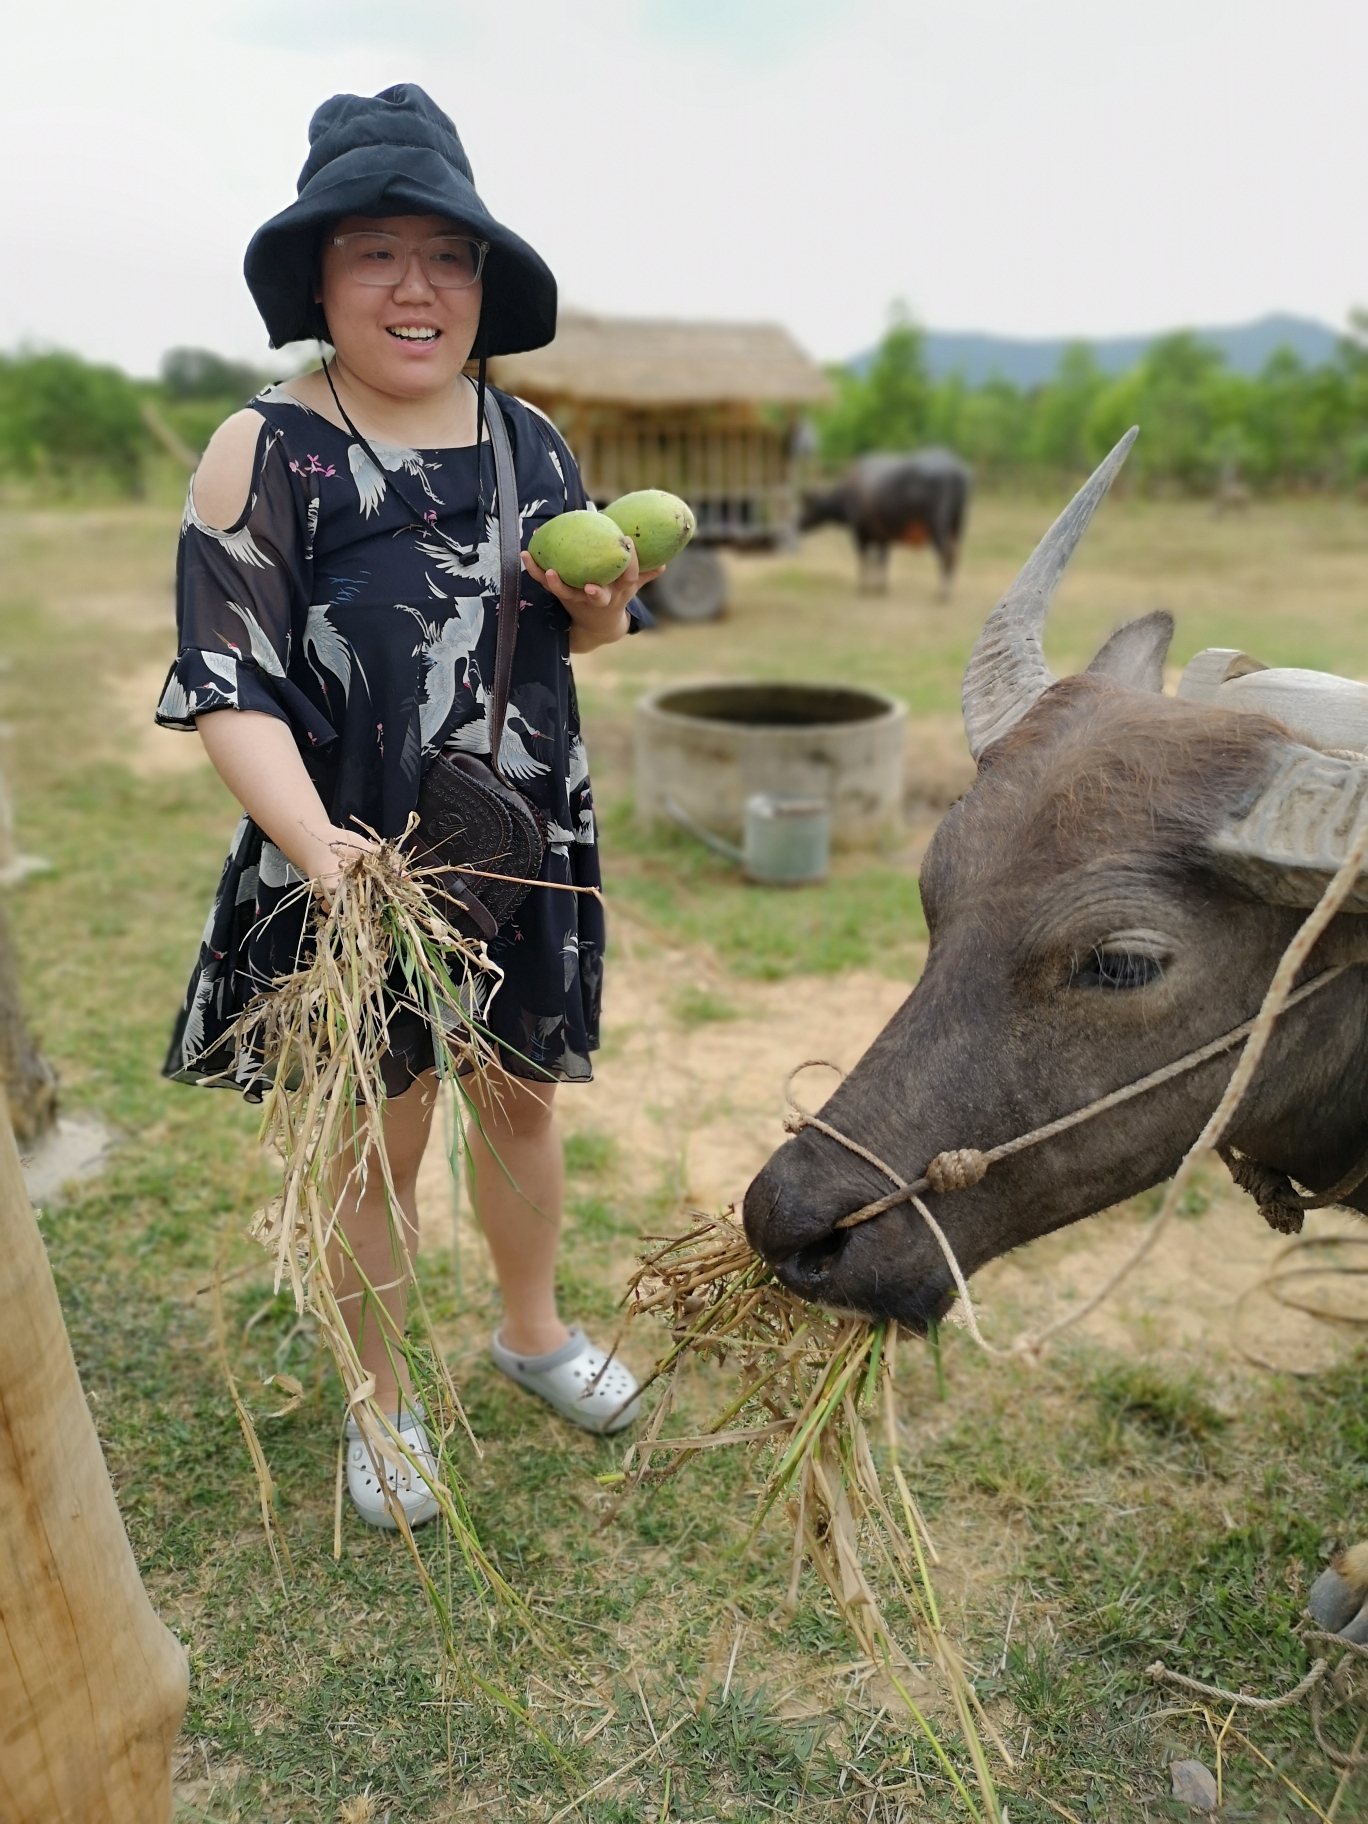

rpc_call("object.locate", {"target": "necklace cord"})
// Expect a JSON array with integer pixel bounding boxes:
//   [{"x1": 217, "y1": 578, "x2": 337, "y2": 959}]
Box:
[{"x1": 321, "y1": 358, "x2": 484, "y2": 566}]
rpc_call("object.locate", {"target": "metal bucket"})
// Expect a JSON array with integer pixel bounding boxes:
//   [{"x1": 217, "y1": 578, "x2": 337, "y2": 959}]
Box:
[
  {"x1": 663, "y1": 791, "x2": 830, "y2": 885},
  {"x1": 742, "y1": 793, "x2": 829, "y2": 885}
]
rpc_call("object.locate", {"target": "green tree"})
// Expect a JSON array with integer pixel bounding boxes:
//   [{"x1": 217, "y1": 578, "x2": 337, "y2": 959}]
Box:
[
  {"x1": 941, "y1": 375, "x2": 1031, "y2": 481},
  {"x1": 812, "y1": 298, "x2": 1368, "y2": 496},
  {"x1": 1336, "y1": 312, "x2": 1368, "y2": 480},
  {"x1": 1239, "y1": 347, "x2": 1350, "y2": 488},
  {"x1": 1086, "y1": 333, "x2": 1230, "y2": 492},
  {"x1": 1027, "y1": 343, "x2": 1107, "y2": 473},
  {"x1": 0, "y1": 351, "x2": 148, "y2": 495},
  {"x1": 160, "y1": 347, "x2": 265, "y2": 402},
  {"x1": 816, "y1": 308, "x2": 931, "y2": 465}
]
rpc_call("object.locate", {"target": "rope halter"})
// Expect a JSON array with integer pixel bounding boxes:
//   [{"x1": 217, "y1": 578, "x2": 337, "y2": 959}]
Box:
[{"x1": 782, "y1": 963, "x2": 1350, "y2": 1237}]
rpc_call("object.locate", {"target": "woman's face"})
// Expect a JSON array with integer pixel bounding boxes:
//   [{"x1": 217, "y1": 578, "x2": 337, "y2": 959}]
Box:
[{"x1": 317, "y1": 213, "x2": 484, "y2": 398}]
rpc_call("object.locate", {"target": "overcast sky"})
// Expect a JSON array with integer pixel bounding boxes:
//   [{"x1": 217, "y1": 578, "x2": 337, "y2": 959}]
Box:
[{"x1": 3, "y1": 0, "x2": 1364, "y2": 376}]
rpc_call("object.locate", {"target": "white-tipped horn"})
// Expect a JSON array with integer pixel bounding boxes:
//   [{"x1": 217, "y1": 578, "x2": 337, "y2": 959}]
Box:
[
  {"x1": 961, "y1": 427, "x2": 1138, "y2": 761},
  {"x1": 1211, "y1": 745, "x2": 1368, "y2": 911},
  {"x1": 1179, "y1": 650, "x2": 1368, "y2": 757}
]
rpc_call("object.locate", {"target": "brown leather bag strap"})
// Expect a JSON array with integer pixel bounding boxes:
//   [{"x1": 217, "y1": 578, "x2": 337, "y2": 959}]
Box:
[{"x1": 482, "y1": 391, "x2": 521, "y2": 784}]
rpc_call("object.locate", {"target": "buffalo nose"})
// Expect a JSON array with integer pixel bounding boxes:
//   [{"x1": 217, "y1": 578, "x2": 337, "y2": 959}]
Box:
[
  {"x1": 772, "y1": 1230, "x2": 850, "y2": 1298},
  {"x1": 742, "y1": 1152, "x2": 839, "y2": 1263},
  {"x1": 741, "y1": 1164, "x2": 787, "y2": 1261}
]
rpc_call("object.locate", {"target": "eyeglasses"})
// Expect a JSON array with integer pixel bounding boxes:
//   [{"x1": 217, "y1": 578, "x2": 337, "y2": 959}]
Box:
[{"x1": 330, "y1": 231, "x2": 489, "y2": 290}]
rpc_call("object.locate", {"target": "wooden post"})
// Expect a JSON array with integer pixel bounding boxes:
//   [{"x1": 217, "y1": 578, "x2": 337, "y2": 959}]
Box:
[{"x1": 0, "y1": 1098, "x2": 188, "y2": 1819}]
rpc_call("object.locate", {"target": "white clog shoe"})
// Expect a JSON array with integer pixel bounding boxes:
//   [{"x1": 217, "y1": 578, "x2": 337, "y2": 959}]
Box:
[
  {"x1": 490, "y1": 1327, "x2": 641, "y2": 1434},
  {"x1": 345, "y1": 1406, "x2": 441, "y2": 1530}
]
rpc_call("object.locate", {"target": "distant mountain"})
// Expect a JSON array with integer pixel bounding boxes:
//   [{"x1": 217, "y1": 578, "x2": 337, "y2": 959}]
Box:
[{"x1": 850, "y1": 314, "x2": 1343, "y2": 387}]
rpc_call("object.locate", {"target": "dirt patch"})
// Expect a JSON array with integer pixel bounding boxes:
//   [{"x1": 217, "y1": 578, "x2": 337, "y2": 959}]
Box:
[
  {"x1": 19, "y1": 1115, "x2": 110, "y2": 1208},
  {"x1": 47, "y1": 584, "x2": 176, "y2": 635},
  {"x1": 583, "y1": 922, "x2": 913, "y2": 1216},
  {"x1": 903, "y1": 711, "x2": 975, "y2": 810},
  {"x1": 976, "y1": 1196, "x2": 1366, "y2": 1379},
  {"x1": 415, "y1": 931, "x2": 915, "y2": 1261},
  {"x1": 110, "y1": 660, "x2": 208, "y2": 776}
]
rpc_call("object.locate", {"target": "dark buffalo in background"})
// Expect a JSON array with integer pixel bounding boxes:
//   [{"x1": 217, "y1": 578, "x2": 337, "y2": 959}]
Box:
[{"x1": 800, "y1": 448, "x2": 972, "y2": 595}]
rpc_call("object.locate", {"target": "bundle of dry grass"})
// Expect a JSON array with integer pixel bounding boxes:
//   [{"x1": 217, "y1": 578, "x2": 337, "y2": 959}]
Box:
[
  {"x1": 614, "y1": 1211, "x2": 1011, "y2": 1823},
  {"x1": 227, "y1": 834, "x2": 525, "y2": 1632}
]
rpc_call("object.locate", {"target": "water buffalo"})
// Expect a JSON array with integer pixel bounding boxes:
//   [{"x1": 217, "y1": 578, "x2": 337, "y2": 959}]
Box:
[
  {"x1": 745, "y1": 430, "x2": 1368, "y2": 1331},
  {"x1": 800, "y1": 448, "x2": 971, "y2": 596}
]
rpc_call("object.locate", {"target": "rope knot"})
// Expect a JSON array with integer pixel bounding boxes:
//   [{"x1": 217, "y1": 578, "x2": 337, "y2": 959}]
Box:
[
  {"x1": 1218, "y1": 1144, "x2": 1306, "y2": 1235},
  {"x1": 782, "y1": 1112, "x2": 806, "y2": 1136},
  {"x1": 925, "y1": 1148, "x2": 988, "y2": 1194}
]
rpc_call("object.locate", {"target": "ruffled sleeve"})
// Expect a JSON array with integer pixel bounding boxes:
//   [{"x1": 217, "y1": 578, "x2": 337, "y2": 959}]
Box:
[{"x1": 155, "y1": 419, "x2": 337, "y2": 748}]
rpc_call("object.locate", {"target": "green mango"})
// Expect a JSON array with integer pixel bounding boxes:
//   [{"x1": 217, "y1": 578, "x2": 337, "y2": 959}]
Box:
[
  {"x1": 602, "y1": 489, "x2": 696, "y2": 570},
  {"x1": 529, "y1": 509, "x2": 633, "y2": 588}
]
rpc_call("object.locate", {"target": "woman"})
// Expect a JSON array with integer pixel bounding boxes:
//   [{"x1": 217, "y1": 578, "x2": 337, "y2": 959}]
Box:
[{"x1": 156, "y1": 84, "x2": 650, "y2": 1529}]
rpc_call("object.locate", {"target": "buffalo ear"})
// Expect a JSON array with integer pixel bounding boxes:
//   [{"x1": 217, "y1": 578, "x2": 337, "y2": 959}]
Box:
[{"x1": 1084, "y1": 610, "x2": 1174, "y2": 693}]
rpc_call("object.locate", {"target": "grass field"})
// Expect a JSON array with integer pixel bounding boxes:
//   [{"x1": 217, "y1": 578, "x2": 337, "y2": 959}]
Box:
[{"x1": 7, "y1": 492, "x2": 1368, "y2": 1820}]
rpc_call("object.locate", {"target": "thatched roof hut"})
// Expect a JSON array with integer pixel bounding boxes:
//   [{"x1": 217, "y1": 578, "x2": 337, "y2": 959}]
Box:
[
  {"x1": 489, "y1": 311, "x2": 831, "y2": 410},
  {"x1": 488, "y1": 312, "x2": 829, "y2": 552}
]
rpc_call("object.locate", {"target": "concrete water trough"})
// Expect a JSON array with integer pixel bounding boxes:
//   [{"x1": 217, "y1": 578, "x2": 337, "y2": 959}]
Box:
[{"x1": 634, "y1": 680, "x2": 906, "y2": 853}]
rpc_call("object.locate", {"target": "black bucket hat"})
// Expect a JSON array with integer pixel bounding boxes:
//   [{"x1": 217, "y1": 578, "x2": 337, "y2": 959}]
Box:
[{"x1": 244, "y1": 83, "x2": 557, "y2": 355}]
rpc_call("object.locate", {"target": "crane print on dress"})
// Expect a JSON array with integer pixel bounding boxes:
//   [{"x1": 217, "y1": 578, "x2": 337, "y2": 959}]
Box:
[
  {"x1": 303, "y1": 603, "x2": 362, "y2": 701},
  {"x1": 403, "y1": 598, "x2": 488, "y2": 748},
  {"x1": 225, "y1": 601, "x2": 288, "y2": 676},
  {"x1": 417, "y1": 496, "x2": 548, "y2": 594},
  {"x1": 349, "y1": 441, "x2": 443, "y2": 517},
  {"x1": 566, "y1": 733, "x2": 595, "y2": 843},
  {"x1": 544, "y1": 734, "x2": 596, "y2": 851},
  {"x1": 162, "y1": 599, "x2": 289, "y2": 723},
  {"x1": 179, "y1": 813, "x2": 255, "y2": 1069},
  {"x1": 443, "y1": 681, "x2": 552, "y2": 781}
]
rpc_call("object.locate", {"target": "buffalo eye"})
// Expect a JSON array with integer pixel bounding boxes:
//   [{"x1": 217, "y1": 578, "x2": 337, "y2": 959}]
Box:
[{"x1": 1069, "y1": 942, "x2": 1166, "y2": 991}]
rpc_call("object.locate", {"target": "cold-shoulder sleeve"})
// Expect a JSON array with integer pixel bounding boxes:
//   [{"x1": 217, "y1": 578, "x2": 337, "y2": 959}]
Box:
[{"x1": 155, "y1": 419, "x2": 337, "y2": 747}]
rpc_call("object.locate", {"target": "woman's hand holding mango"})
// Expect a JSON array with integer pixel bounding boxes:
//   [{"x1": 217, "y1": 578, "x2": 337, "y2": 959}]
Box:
[{"x1": 522, "y1": 546, "x2": 663, "y2": 652}]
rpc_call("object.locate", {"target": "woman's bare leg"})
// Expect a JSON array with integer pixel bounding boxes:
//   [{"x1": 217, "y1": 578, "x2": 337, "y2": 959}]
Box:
[
  {"x1": 330, "y1": 1071, "x2": 439, "y2": 1413},
  {"x1": 462, "y1": 1069, "x2": 570, "y2": 1357}
]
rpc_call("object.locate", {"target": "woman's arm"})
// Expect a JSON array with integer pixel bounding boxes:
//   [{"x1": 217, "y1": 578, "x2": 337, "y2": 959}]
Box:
[
  {"x1": 187, "y1": 423, "x2": 367, "y2": 886},
  {"x1": 196, "y1": 711, "x2": 371, "y2": 887},
  {"x1": 521, "y1": 548, "x2": 663, "y2": 654}
]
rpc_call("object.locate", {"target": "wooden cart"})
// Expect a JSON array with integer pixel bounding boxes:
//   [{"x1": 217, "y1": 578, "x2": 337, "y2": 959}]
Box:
[{"x1": 489, "y1": 312, "x2": 830, "y2": 620}]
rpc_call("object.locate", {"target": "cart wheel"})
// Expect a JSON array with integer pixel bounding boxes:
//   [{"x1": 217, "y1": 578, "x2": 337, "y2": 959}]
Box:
[{"x1": 642, "y1": 546, "x2": 728, "y2": 621}]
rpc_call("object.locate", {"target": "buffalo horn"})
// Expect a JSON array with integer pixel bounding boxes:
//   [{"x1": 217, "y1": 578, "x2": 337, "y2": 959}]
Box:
[
  {"x1": 961, "y1": 427, "x2": 1139, "y2": 760},
  {"x1": 1179, "y1": 651, "x2": 1368, "y2": 756},
  {"x1": 1211, "y1": 744, "x2": 1368, "y2": 913}
]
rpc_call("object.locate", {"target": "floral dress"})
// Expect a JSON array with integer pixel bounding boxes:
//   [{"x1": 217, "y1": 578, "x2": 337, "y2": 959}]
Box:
[{"x1": 156, "y1": 383, "x2": 629, "y2": 1095}]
